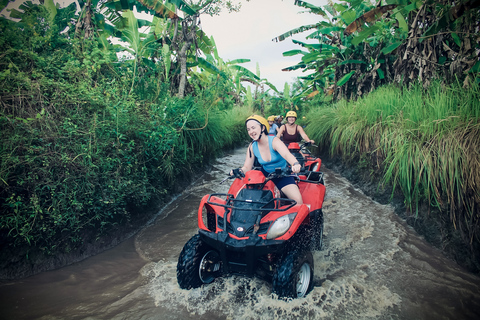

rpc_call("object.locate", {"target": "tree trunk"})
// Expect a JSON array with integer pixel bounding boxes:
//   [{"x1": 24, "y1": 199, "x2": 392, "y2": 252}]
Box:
[
  {"x1": 75, "y1": 0, "x2": 93, "y2": 39},
  {"x1": 177, "y1": 15, "x2": 199, "y2": 98}
]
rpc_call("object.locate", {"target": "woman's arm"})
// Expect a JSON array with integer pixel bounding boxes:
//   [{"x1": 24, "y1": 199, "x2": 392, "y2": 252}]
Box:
[
  {"x1": 241, "y1": 144, "x2": 255, "y2": 173},
  {"x1": 298, "y1": 126, "x2": 314, "y2": 143},
  {"x1": 231, "y1": 144, "x2": 255, "y2": 176},
  {"x1": 276, "y1": 124, "x2": 285, "y2": 139},
  {"x1": 272, "y1": 137, "x2": 302, "y2": 173}
]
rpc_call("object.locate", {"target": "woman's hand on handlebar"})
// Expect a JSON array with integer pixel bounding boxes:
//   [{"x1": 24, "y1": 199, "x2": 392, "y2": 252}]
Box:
[
  {"x1": 230, "y1": 168, "x2": 245, "y2": 178},
  {"x1": 291, "y1": 162, "x2": 301, "y2": 173}
]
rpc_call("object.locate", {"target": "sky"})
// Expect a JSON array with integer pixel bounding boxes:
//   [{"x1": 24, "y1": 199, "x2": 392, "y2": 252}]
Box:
[
  {"x1": 1, "y1": 0, "x2": 329, "y2": 91},
  {"x1": 201, "y1": 0, "x2": 329, "y2": 91}
]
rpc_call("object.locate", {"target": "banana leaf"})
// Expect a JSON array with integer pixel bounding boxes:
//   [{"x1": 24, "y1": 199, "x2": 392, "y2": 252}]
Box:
[
  {"x1": 272, "y1": 24, "x2": 319, "y2": 42},
  {"x1": 351, "y1": 24, "x2": 381, "y2": 46},
  {"x1": 229, "y1": 65, "x2": 260, "y2": 81},
  {"x1": 135, "y1": 0, "x2": 178, "y2": 19},
  {"x1": 292, "y1": 39, "x2": 339, "y2": 52},
  {"x1": 282, "y1": 64, "x2": 307, "y2": 71},
  {"x1": 0, "y1": 0, "x2": 12, "y2": 12},
  {"x1": 337, "y1": 70, "x2": 355, "y2": 86},
  {"x1": 166, "y1": 0, "x2": 196, "y2": 16},
  {"x1": 294, "y1": 0, "x2": 328, "y2": 17},
  {"x1": 307, "y1": 26, "x2": 344, "y2": 39},
  {"x1": 227, "y1": 59, "x2": 251, "y2": 65},
  {"x1": 283, "y1": 49, "x2": 307, "y2": 57},
  {"x1": 189, "y1": 56, "x2": 226, "y2": 78},
  {"x1": 301, "y1": 51, "x2": 321, "y2": 63}
]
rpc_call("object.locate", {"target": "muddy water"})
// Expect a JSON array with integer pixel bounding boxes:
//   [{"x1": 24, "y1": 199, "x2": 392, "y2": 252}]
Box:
[{"x1": 1, "y1": 148, "x2": 479, "y2": 320}]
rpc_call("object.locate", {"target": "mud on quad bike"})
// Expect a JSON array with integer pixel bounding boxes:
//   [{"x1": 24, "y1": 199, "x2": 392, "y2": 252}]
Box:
[{"x1": 176, "y1": 166, "x2": 326, "y2": 299}]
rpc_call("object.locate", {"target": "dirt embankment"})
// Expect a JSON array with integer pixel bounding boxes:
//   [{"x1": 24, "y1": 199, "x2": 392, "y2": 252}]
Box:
[{"x1": 320, "y1": 152, "x2": 480, "y2": 274}]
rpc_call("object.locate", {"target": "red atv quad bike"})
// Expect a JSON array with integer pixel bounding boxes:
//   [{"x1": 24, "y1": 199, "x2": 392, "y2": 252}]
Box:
[
  {"x1": 287, "y1": 142, "x2": 323, "y2": 183},
  {"x1": 176, "y1": 166, "x2": 326, "y2": 298}
]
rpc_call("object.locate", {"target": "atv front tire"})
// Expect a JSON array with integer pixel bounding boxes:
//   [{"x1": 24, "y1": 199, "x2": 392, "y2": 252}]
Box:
[
  {"x1": 272, "y1": 250, "x2": 314, "y2": 298},
  {"x1": 177, "y1": 234, "x2": 221, "y2": 289}
]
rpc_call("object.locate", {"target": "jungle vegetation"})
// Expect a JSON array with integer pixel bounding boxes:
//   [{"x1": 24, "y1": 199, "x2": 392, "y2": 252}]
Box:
[
  {"x1": 0, "y1": 0, "x2": 479, "y2": 276},
  {"x1": 273, "y1": 0, "x2": 479, "y2": 271}
]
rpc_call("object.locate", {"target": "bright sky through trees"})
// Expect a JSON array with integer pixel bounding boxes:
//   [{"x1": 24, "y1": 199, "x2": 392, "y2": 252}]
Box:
[
  {"x1": 201, "y1": 0, "x2": 328, "y2": 90},
  {"x1": 1, "y1": 0, "x2": 328, "y2": 91}
]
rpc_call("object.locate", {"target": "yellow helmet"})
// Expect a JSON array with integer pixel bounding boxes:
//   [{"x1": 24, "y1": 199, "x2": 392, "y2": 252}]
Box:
[
  {"x1": 246, "y1": 115, "x2": 270, "y2": 133},
  {"x1": 267, "y1": 115, "x2": 275, "y2": 122},
  {"x1": 286, "y1": 111, "x2": 297, "y2": 118}
]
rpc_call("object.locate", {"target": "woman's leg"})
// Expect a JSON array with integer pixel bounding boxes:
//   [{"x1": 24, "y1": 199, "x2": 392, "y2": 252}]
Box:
[{"x1": 281, "y1": 184, "x2": 303, "y2": 205}]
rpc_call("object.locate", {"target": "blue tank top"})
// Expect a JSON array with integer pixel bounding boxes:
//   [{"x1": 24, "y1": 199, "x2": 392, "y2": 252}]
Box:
[{"x1": 252, "y1": 136, "x2": 287, "y2": 173}]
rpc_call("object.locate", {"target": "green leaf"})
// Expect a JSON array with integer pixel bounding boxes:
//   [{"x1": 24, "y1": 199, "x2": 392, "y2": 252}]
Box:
[
  {"x1": 438, "y1": 56, "x2": 447, "y2": 65},
  {"x1": 302, "y1": 51, "x2": 321, "y2": 63},
  {"x1": 166, "y1": 0, "x2": 196, "y2": 15},
  {"x1": 283, "y1": 49, "x2": 306, "y2": 57},
  {"x1": 195, "y1": 57, "x2": 225, "y2": 77},
  {"x1": 43, "y1": 0, "x2": 57, "y2": 23},
  {"x1": 294, "y1": 0, "x2": 328, "y2": 17},
  {"x1": 0, "y1": 0, "x2": 11, "y2": 12},
  {"x1": 395, "y1": 12, "x2": 408, "y2": 32},
  {"x1": 381, "y1": 41, "x2": 402, "y2": 54},
  {"x1": 136, "y1": 0, "x2": 178, "y2": 19},
  {"x1": 281, "y1": 64, "x2": 307, "y2": 71},
  {"x1": 333, "y1": 3, "x2": 347, "y2": 12},
  {"x1": 376, "y1": 68, "x2": 384, "y2": 79},
  {"x1": 468, "y1": 61, "x2": 480, "y2": 73},
  {"x1": 337, "y1": 70, "x2": 355, "y2": 86},
  {"x1": 341, "y1": 10, "x2": 356, "y2": 25},
  {"x1": 351, "y1": 25, "x2": 380, "y2": 46},
  {"x1": 451, "y1": 32, "x2": 461, "y2": 47},
  {"x1": 228, "y1": 59, "x2": 250, "y2": 65},
  {"x1": 229, "y1": 65, "x2": 260, "y2": 80},
  {"x1": 273, "y1": 24, "x2": 319, "y2": 42}
]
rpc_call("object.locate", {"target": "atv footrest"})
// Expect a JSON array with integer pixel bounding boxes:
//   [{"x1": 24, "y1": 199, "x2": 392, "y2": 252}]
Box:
[{"x1": 227, "y1": 261, "x2": 248, "y2": 274}]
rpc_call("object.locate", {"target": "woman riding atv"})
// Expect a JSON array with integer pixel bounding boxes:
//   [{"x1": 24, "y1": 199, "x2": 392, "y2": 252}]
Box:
[
  {"x1": 267, "y1": 115, "x2": 278, "y2": 136},
  {"x1": 276, "y1": 111, "x2": 314, "y2": 146},
  {"x1": 231, "y1": 115, "x2": 303, "y2": 205}
]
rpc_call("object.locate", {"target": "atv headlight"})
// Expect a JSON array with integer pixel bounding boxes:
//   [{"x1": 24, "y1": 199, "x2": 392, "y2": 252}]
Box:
[{"x1": 266, "y1": 213, "x2": 297, "y2": 240}]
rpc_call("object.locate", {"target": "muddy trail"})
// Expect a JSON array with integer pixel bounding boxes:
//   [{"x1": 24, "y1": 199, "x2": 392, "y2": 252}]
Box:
[{"x1": 0, "y1": 148, "x2": 479, "y2": 320}]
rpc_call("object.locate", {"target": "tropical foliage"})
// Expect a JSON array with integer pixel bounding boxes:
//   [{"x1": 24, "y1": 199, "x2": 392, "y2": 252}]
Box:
[
  {"x1": 275, "y1": 0, "x2": 480, "y2": 101},
  {"x1": 305, "y1": 81, "x2": 480, "y2": 269},
  {"x1": 1, "y1": 0, "x2": 479, "y2": 276},
  {"x1": 272, "y1": 0, "x2": 480, "y2": 270},
  {"x1": 0, "y1": 0, "x2": 255, "y2": 275}
]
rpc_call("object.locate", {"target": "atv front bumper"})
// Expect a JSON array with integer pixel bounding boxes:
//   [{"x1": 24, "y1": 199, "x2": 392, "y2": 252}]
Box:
[{"x1": 198, "y1": 229, "x2": 287, "y2": 276}]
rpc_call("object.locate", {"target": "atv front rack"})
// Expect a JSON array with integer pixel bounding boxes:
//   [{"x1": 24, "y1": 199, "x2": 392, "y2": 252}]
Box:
[{"x1": 206, "y1": 193, "x2": 296, "y2": 212}]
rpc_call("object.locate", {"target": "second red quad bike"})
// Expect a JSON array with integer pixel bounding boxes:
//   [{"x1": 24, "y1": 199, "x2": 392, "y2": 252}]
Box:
[{"x1": 177, "y1": 164, "x2": 326, "y2": 298}]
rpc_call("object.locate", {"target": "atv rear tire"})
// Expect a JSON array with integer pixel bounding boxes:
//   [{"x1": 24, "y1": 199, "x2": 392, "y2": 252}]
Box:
[
  {"x1": 272, "y1": 250, "x2": 314, "y2": 298},
  {"x1": 177, "y1": 234, "x2": 221, "y2": 289}
]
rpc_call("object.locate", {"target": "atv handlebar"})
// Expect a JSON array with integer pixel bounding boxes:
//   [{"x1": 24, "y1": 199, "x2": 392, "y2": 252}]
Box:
[
  {"x1": 266, "y1": 167, "x2": 299, "y2": 182},
  {"x1": 300, "y1": 141, "x2": 318, "y2": 149}
]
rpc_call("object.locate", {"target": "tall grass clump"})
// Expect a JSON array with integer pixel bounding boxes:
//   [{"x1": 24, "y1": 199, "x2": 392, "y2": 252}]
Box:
[{"x1": 306, "y1": 81, "x2": 480, "y2": 263}]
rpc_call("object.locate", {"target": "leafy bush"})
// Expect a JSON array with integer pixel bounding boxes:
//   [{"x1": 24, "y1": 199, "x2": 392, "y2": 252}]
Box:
[{"x1": 0, "y1": 8, "x2": 250, "y2": 262}]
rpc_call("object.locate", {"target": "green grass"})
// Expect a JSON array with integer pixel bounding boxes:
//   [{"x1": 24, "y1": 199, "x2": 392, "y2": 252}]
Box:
[{"x1": 306, "y1": 81, "x2": 480, "y2": 245}]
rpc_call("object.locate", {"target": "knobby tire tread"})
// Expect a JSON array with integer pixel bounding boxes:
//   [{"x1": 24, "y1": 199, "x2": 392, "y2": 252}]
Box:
[
  {"x1": 177, "y1": 234, "x2": 206, "y2": 289},
  {"x1": 272, "y1": 250, "x2": 314, "y2": 298}
]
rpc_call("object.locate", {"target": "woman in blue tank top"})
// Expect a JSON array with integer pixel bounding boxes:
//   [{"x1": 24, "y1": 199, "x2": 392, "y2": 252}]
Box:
[{"x1": 230, "y1": 115, "x2": 303, "y2": 204}]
